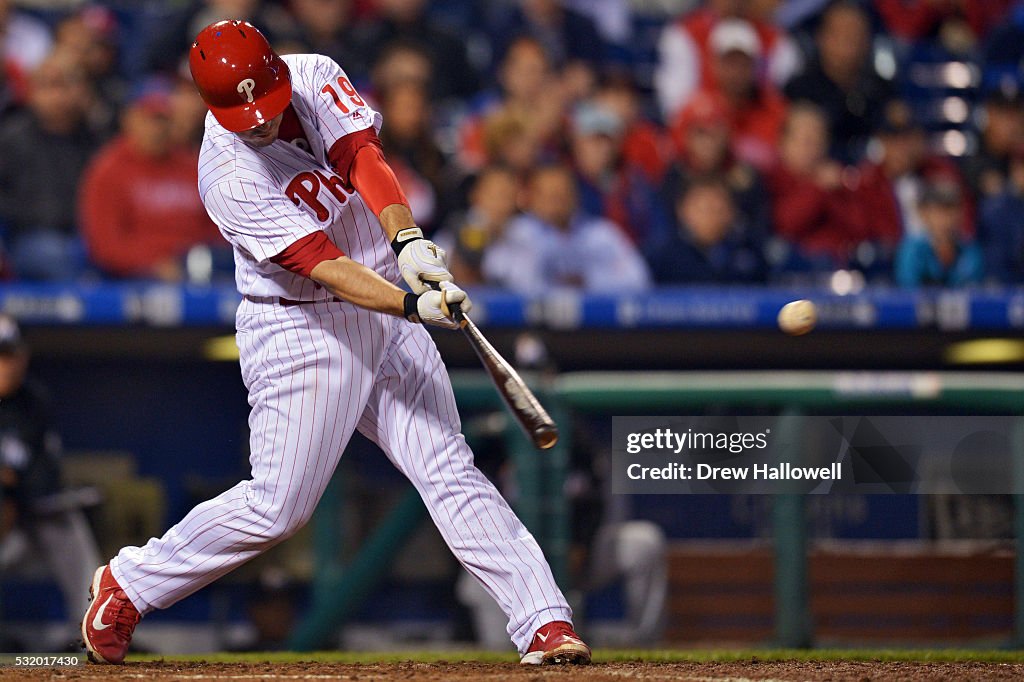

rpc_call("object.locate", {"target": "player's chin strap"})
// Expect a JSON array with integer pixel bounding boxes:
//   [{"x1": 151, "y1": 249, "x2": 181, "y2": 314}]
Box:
[{"x1": 390, "y1": 227, "x2": 424, "y2": 255}]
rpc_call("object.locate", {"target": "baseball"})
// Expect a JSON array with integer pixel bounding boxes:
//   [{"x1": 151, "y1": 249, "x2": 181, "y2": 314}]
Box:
[{"x1": 778, "y1": 299, "x2": 817, "y2": 335}]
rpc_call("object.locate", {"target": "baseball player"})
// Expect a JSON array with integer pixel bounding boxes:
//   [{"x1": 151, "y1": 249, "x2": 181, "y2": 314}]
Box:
[{"x1": 80, "y1": 21, "x2": 590, "y2": 666}]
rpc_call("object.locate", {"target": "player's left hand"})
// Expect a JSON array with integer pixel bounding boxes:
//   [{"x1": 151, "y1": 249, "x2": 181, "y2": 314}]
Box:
[
  {"x1": 393, "y1": 228, "x2": 453, "y2": 294},
  {"x1": 409, "y1": 281, "x2": 472, "y2": 329}
]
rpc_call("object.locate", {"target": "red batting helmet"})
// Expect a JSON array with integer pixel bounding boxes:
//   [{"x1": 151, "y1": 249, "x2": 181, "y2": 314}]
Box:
[{"x1": 189, "y1": 20, "x2": 291, "y2": 133}]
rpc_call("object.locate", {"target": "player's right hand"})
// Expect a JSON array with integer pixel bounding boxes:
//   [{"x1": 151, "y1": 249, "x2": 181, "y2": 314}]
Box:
[
  {"x1": 392, "y1": 228, "x2": 453, "y2": 294},
  {"x1": 408, "y1": 281, "x2": 472, "y2": 329}
]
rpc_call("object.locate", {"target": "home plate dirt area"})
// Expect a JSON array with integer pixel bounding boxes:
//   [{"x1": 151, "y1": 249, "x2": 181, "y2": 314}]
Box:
[{"x1": 6, "y1": 659, "x2": 1024, "y2": 682}]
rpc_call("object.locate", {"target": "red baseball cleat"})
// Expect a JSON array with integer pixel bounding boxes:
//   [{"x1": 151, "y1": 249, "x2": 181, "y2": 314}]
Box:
[
  {"x1": 81, "y1": 565, "x2": 140, "y2": 664},
  {"x1": 520, "y1": 620, "x2": 591, "y2": 665}
]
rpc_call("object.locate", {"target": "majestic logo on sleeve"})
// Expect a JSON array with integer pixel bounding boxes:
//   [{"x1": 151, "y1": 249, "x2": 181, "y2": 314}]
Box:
[
  {"x1": 286, "y1": 171, "x2": 349, "y2": 222},
  {"x1": 237, "y1": 78, "x2": 256, "y2": 103}
]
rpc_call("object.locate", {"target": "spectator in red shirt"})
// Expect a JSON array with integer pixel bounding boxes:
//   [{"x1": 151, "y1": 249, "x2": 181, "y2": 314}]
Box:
[
  {"x1": 766, "y1": 103, "x2": 865, "y2": 267},
  {"x1": 665, "y1": 90, "x2": 771, "y2": 237},
  {"x1": 673, "y1": 19, "x2": 788, "y2": 171},
  {"x1": 79, "y1": 78, "x2": 220, "y2": 280},
  {"x1": 655, "y1": 0, "x2": 799, "y2": 121}
]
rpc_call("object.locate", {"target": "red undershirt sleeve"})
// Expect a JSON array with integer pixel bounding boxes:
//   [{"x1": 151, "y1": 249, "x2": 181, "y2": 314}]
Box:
[
  {"x1": 327, "y1": 129, "x2": 408, "y2": 217},
  {"x1": 270, "y1": 231, "x2": 345, "y2": 278}
]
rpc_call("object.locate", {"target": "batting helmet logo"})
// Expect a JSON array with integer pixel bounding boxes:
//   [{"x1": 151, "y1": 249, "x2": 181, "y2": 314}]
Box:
[
  {"x1": 189, "y1": 21, "x2": 292, "y2": 132},
  {"x1": 237, "y1": 78, "x2": 257, "y2": 104}
]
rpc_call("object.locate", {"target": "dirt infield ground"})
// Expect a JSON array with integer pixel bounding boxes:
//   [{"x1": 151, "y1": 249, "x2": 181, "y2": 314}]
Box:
[{"x1": 6, "y1": 660, "x2": 1024, "y2": 681}]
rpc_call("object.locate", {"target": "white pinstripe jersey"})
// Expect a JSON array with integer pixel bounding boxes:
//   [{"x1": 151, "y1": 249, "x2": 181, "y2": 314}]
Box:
[{"x1": 198, "y1": 53, "x2": 397, "y2": 299}]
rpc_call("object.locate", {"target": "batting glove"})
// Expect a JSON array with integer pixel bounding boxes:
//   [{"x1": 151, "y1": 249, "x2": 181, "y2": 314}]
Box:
[
  {"x1": 392, "y1": 227, "x2": 453, "y2": 294},
  {"x1": 404, "y1": 281, "x2": 473, "y2": 330}
]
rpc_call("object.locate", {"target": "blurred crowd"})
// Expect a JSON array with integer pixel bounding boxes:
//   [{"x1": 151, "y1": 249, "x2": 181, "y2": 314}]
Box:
[{"x1": 1, "y1": 0, "x2": 1024, "y2": 290}]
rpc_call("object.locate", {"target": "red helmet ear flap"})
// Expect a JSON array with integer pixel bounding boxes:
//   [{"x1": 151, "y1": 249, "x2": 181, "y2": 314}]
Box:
[{"x1": 189, "y1": 20, "x2": 292, "y2": 133}]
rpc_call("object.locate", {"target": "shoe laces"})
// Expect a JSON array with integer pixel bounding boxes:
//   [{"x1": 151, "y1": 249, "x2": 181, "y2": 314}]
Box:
[{"x1": 108, "y1": 590, "x2": 140, "y2": 639}]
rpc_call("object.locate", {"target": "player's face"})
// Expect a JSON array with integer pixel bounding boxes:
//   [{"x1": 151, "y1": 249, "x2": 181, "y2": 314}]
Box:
[{"x1": 237, "y1": 112, "x2": 285, "y2": 147}]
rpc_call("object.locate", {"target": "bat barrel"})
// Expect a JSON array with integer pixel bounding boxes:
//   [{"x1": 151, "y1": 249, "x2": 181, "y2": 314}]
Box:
[{"x1": 429, "y1": 281, "x2": 559, "y2": 451}]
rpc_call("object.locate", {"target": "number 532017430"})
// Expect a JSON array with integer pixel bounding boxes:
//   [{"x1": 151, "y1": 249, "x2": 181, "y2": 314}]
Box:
[{"x1": 10, "y1": 655, "x2": 82, "y2": 666}]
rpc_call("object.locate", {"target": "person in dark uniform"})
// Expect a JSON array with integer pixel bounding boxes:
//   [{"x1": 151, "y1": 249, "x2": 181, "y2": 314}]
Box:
[{"x1": 0, "y1": 314, "x2": 100, "y2": 648}]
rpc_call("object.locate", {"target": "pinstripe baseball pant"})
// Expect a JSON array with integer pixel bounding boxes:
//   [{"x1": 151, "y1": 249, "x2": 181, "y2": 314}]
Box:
[{"x1": 111, "y1": 299, "x2": 571, "y2": 652}]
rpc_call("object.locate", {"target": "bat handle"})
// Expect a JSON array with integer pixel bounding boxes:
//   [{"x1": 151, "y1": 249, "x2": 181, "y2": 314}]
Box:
[
  {"x1": 448, "y1": 301, "x2": 466, "y2": 326},
  {"x1": 425, "y1": 280, "x2": 467, "y2": 327}
]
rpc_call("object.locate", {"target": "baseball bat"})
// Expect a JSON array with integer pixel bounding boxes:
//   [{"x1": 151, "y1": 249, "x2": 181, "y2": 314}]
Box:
[{"x1": 435, "y1": 286, "x2": 559, "y2": 450}]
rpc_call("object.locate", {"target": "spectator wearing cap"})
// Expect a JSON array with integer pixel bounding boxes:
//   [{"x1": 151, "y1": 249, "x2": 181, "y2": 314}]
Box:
[
  {"x1": 978, "y1": 145, "x2": 1024, "y2": 283},
  {"x1": 961, "y1": 89, "x2": 1024, "y2": 198},
  {"x1": 784, "y1": 1, "x2": 895, "y2": 164},
  {"x1": 645, "y1": 175, "x2": 766, "y2": 285},
  {"x1": 594, "y1": 74, "x2": 671, "y2": 185},
  {"x1": 766, "y1": 103, "x2": 867, "y2": 268},
  {"x1": 895, "y1": 181, "x2": 983, "y2": 288},
  {"x1": 854, "y1": 101, "x2": 974, "y2": 255},
  {"x1": 664, "y1": 90, "x2": 771, "y2": 238},
  {"x1": 482, "y1": 163, "x2": 650, "y2": 295},
  {"x1": 654, "y1": 0, "x2": 800, "y2": 122},
  {"x1": 570, "y1": 101, "x2": 671, "y2": 247},
  {"x1": 0, "y1": 53, "x2": 100, "y2": 280},
  {"x1": 0, "y1": 313, "x2": 102, "y2": 648},
  {"x1": 671, "y1": 19, "x2": 789, "y2": 171},
  {"x1": 79, "y1": 78, "x2": 220, "y2": 281}
]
